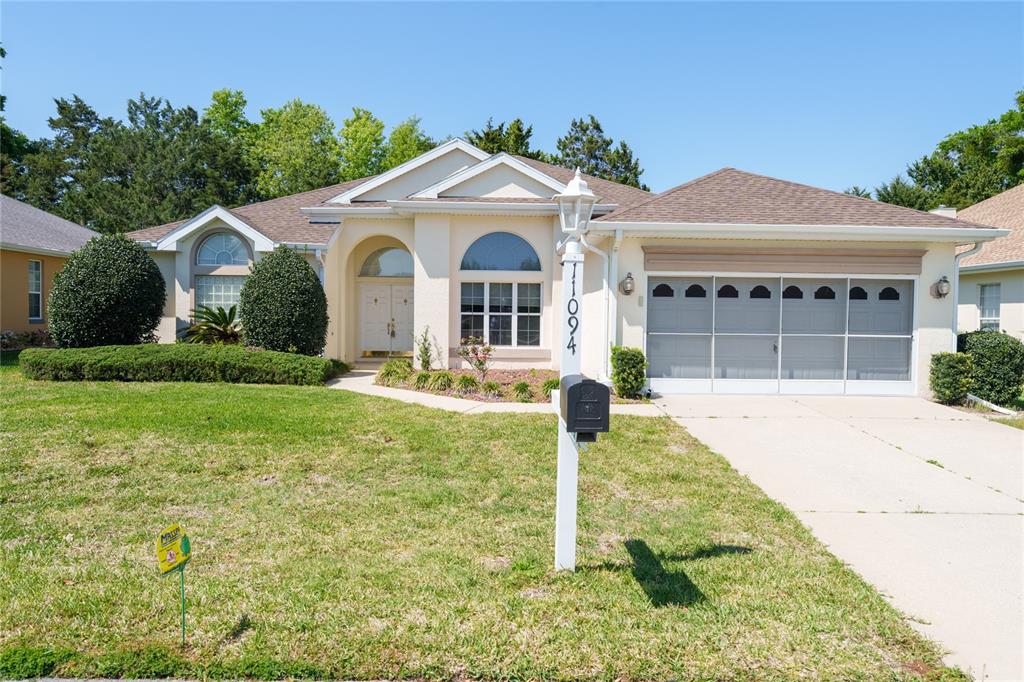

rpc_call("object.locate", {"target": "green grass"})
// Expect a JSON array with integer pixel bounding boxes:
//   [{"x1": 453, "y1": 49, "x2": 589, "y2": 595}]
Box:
[
  {"x1": 0, "y1": 363, "x2": 962, "y2": 680},
  {"x1": 995, "y1": 417, "x2": 1024, "y2": 430}
]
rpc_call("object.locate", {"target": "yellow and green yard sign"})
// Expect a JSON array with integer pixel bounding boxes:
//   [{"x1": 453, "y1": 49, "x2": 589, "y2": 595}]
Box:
[{"x1": 156, "y1": 523, "x2": 191, "y2": 574}]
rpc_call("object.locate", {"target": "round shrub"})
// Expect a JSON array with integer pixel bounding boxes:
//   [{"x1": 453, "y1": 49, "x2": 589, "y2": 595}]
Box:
[
  {"x1": 48, "y1": 234, "x2": 165, "y2": 348},
  {"x1": 239, "y1": 246, "x2": 328, "y2": 355},
  {"x1": 957, "y1": 331, "x2": 1024, "y2": 406},
  {"x1": 610, "y1": 346, "x2": 648, "y2": 399},
  {"x1": 929, "y1": 352, "x2": 974, "y2": 405}
]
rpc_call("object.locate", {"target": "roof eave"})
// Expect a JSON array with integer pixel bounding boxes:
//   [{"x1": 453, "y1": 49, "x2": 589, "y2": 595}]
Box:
[
  {"x1": 589, "y1": 222, "x2": 1011, "y2": 243},
  {"x1": 0, "y1": 242, "x2": 79, "y2": 258},
  {"x1": 959, "y1": 259, "x2": 1024, "y2": 273}
]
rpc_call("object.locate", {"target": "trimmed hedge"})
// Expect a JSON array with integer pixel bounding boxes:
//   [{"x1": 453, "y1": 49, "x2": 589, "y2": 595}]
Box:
[
  {"x1": 929, "y1": 352, "x2": 974, "y2": 405},
  {"x1": 20, "y1": 345, "x2": 348, "y2": 386},
  {"x1": 957, "y1": 331, "x2": 1024, "y2": 406},
  {"x1": 610, "y1": 346, "x2": 648, "y2": 399}
]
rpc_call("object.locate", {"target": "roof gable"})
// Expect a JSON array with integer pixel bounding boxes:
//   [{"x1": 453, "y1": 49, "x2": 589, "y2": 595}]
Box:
[
  {"x1": 154, "y1": 206, "x2": 277, "y2": 252},
  {"x1": 958, "y1": 184, "x2": 1024, "y2": 267},
  {"x1": 327, "y1": 138, "x2": 489, "y2": 204},
  {"x1": 414, "y1": 154, "x2": 565, "y2": 199},
  {"x1": 597, "y1": 168, "x2": 993, "y2": 229}
]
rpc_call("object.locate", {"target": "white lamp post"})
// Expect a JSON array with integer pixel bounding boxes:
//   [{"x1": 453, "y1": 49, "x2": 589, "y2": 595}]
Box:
[{"x1": 552, "y1": 169, "x2": 598, "y2": 572}]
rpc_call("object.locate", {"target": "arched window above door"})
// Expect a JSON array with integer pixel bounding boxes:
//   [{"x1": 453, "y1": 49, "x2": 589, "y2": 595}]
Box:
[
  {"x1": 460, "y1": 232, "x2": 541, "y2": 271},
  {"x1": 360, "y1": 247, "x2": 414, "y2": 277}
]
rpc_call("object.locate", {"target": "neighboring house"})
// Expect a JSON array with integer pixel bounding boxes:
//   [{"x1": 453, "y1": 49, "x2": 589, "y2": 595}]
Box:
[
  {"x1": 127, "y1": 139, "x2": 1004, "y2": 397},
  {"x1": 0, "y1": 195, "x2": 98, "y2": 333},
  {"x1": 950, "y1": 185, "x2": 1024, "y2": 339}
]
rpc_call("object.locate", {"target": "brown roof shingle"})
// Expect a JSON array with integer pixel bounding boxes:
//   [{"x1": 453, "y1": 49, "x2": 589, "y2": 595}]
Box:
[
  {"x1": 596, "y1": 167, "x2": 993, "y2": 229},
  {"x1": 513, "y1": 155, "x2": 652, "y2": 208},
  {"x1": 957, "y1": 184, "x2": 1024, "y2": 267}
]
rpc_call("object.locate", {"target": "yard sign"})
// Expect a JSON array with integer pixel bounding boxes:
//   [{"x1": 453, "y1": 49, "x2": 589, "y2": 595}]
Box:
[{"x1": 155, "y1": 523, "x2": 191, "y2": 646}]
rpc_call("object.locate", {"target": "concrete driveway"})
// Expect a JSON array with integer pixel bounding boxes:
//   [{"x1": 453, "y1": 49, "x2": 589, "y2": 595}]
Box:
[{"x1": 658, "y1": 395, "x2": 1023, "y2": 681}]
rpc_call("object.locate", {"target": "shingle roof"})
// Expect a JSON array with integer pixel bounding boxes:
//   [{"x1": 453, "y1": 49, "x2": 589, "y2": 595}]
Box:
[
  {"x1": 957, "y1": 184, "x2": 1024, "y2": 267},
  {"x1": 0, "y1": 194, "x2": 98, "y2": 254},
  {"x1": 596, "y1": 167, "x2": 992, "y2": 229},
  {"x1": 513, "y1": 155, "x2": 652, "y2": 208}
]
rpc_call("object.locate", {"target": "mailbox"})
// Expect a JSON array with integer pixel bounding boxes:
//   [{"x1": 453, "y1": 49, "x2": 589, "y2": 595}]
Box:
[{"x1": 559, "y1": 374, "x2": 610, "y2": 442}]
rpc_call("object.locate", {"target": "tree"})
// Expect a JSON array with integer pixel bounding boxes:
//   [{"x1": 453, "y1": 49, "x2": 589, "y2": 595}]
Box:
[
  {"x1": 338, "y1": 107, "x2": 385, "y2": 180},
  {"x1": 239, "y1": 246, "x2": 328, "y2": 355},
  {"x1": 48, "y1": 234, "x2": 165, "y2": 347},
  {"x1": 248, "y1": 99, "x2": 341, "y2": 198},
  {"x1": 844, "y1": 186, "x2": 872, "y2": 198},
  {"x1": 874, "y1": 175, "x2": 935, "y2": 211},
  {"x1": 0, "y1": 45, "x2": 39, "y2": 195},
  {"x1": 555, "y1": 115, "x2": 647, "y2": 189},
  {"x1": 466, "y1": 117, "x2": 540, "y2": 157},
  {"x1": 382, "y1": 116, "x2": 435, "y2": 170},
  {"x1": 203, "y1": 88, "x2": 251, "y2": 142}
]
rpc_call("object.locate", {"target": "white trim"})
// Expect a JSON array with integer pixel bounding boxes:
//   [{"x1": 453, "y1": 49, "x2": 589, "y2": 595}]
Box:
[
  {"x1": 411, "y1": 153, "x2": 566, "y2": 199},
  {"x1": 327, "y1": 138, "x2": 490, "y2": 204},
  {"x1": 301, "y1": 206, "x2": 395, "y2": 217},
  {"x1": 0, "y1": 242, "x2": 79, "y2": 258},
  {"x1": 959, "y1": 260, "x2": 1024, "y2": 273},
  {"x1": 154, "y1": 206, "x2": 276, "y2": 253},
  {"x1": 590, "y1": 222, "x2": 1009, "y2": 243}
]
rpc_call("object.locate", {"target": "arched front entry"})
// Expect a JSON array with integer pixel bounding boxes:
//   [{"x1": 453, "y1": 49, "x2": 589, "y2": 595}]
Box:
[{"x1": 358, "y1": 245, "x2": 414, "y2": 357}]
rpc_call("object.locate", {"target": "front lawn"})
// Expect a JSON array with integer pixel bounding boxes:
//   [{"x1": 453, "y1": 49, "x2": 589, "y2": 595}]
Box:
[{"x1": 0, "y1": 364, "x2": 960, "y2": 680}]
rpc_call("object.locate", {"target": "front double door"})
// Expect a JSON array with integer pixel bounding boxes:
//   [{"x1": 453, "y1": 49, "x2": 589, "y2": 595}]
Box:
[{"x1": 360, "y1": 283, "x2": 414, "y2": 356}]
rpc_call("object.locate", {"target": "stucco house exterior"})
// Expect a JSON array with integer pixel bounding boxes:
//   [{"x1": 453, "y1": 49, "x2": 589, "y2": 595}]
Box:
[
  {"x1": 0, "y1": 194, "x2": 98, "y2": 333},
  {"x1": 127, "y1": 139, "x2": 1005, "y2": 396},
  {"x1": 950, "y1": 185, "x2": 1023, "y2": 339}
]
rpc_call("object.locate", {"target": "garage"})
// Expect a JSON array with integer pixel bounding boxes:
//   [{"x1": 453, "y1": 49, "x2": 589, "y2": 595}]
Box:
[{"x1": 645, "y1": 275, "x2": 915, "y2": 395}]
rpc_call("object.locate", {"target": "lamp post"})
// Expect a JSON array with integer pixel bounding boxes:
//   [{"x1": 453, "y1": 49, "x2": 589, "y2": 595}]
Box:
[{"x1": 552, "y1": 169, "x2": 598, "y2": 572}]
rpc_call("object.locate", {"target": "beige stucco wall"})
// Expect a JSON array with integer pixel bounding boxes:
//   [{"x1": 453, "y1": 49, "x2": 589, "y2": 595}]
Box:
[
  {"x1": 440, "y1": 166, "x2": 552, "y2": 199},
  {"x1": 0, "y1": 249, "x2": 67, "y2": 333},
  {"x1": 958, "y1": 269, "x2": 1024, "y2": 339},
  {"x1": 358, "y1": 149, "x2": 480, "y2": 202}
]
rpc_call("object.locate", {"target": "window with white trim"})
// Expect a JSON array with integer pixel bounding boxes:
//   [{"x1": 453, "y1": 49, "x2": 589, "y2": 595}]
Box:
[
  {"x1": 195, "y1": 275, "x2": 247, "y2": 311},
  {"x1": 460, "y1": 282, "x2": 541, "y2": 346},
  {"x1": 28, "y1": 260, "x2": 42, "y2": 320},
  {"x1": 197, "y1": 233, "x2": 248, "y2": 266},
  {"x1": 979, "y1": 284, "x2": 1001, "y2": 331}
]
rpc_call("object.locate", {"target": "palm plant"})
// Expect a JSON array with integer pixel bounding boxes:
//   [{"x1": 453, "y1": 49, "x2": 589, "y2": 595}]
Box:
[{"x1": 184, "y1": 305, "x2": 242, "y2": 344}]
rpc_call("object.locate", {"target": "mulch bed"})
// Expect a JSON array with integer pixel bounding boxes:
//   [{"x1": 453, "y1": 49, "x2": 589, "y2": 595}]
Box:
[{"x1": 391, "y1": 368, "x2": 644, "y2": 404}]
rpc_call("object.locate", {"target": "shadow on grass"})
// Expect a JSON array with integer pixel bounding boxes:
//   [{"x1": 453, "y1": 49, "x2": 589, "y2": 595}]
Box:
[{"x1": 586, "y1": 540, "x2": 752, "y2": 608}]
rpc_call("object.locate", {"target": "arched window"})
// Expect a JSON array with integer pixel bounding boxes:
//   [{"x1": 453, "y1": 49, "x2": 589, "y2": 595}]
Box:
[
  {"x1": 879, "y1": 286, "x2": 900, "y2": 301},
  {"x1": 718, "y1": 284, "x2": 739, "y2": 299},
  {"x1": 684, "y1": 284, "x2": 706, "y2": 298},
  {"x1": 652, "y1": 283, "x2": 675, "y2": 298},
  {"x1": 460, "y1": 232, "x2": 541, "y2": 271},
  {"x1": 782, "y1": 285, "x2": 803, "y2": 299},
  {"x1": 750, "y1": 285, "x2": 772, "y2": 299},
  {"x1": 850, "y1": 286, "x2": 868, "y2": 300},
  {"x1": 814, "y1": 286, "x2": 836, "y2": 300},
  {"x1": 197, "y1": 233, "x2": 248, "y2": 266},
  {"x1": 360, "y1": 247, "x2": 413, "y2": 277}
]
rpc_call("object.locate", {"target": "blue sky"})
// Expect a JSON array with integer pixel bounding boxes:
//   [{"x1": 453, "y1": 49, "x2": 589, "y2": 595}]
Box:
[{"x1": 2, "y1": 2, "x2": 1021, "y2": 193}]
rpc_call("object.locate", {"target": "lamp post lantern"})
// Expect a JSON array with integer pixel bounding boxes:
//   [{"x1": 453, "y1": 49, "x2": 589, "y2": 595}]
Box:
[{"x1": 552, "y1": 169, "x2": 602, "y2": 572}]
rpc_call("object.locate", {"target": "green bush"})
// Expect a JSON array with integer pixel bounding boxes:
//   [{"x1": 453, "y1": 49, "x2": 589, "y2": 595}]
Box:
[
  {"x1": 412, "y1": 370, "x2": 432, "y2": 389},
  {"x1": 239, "y1": 246, "x2": 327, "y2": 355},
  {"x1": 610, "y1": 346, "x2": 647, "y2": 399},
  {"x1": 19, "y1": 345, "x2": 347, "y2": 385},
  {"x1": 428, "y1": 370, "x2": 455, "y2": 392},
  {"x1": 481, "y1": 380, "x2": 501, "y2": 396},
  {"x1": 511, "y1": 381, "x2": 532, "y2": 402},
  {"x1": 456, "y1": 374, "x2": 479, "y2": 393},
  {"x1": 929, "y1": 352, "x2": 974, "y2": 405},
  {"x1": 958, "y1": 331, "x2": 1024, "y2": 405},
  {"x1": 48, "y1": 235, "x2": 165, "y2": 348},
  {"x1": 541, "y1": 377, "x2": 561, "y2": 398},
  {"x1": 376, "y1": 358, "x2": 413, "y2": 386}
]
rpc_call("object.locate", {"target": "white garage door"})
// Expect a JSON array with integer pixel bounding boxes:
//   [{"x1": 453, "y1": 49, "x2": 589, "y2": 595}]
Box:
[{"x1": 646, "y1": 276, "x2": 914, "y2": 394}]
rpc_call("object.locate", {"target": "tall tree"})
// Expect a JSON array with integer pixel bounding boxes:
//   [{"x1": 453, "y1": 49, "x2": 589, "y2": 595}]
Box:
[
  {"x1": 466, "y1": 117, "x2": 540, "y2": 157},
  {"x1": 382, "y1": 116, "x2": 435, "y2": 170},
  {"x1": 338, "y1": 107, "x2": 385, "y2": 180},
  {"x1": 203, "y1": 88, "x2": 250, "y2": 141},
  {"x1": 874, "y1": 175, "x2": 934, "y2": 211},
  {"x1": 555, "y1": 115, "x2": 647, "y2": 189},
  {"x1": 0, "y1": 44, "x2": 39, "y2": 194},
  {"x1": 248, "y1": 99, "x2": 342, "y2": 198},
  {"x1": 844, "y1": 186, "x2": 872, "y2": 198}
]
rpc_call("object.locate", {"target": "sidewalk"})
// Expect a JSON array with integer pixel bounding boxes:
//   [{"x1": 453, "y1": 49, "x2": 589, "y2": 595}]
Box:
[{"x1": 327, "y1": 370, "x2": 663, "y2": 416}]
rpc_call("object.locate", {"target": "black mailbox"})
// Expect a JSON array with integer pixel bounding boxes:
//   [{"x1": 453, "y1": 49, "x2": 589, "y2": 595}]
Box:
[{"x1": 559, "y1": 374, "x2": 610, "y2": 442}]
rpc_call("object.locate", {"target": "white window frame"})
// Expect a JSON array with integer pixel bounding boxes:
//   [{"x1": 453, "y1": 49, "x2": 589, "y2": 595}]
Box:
[
  {"x1": 460, "y1": 281, "x2": 542, "y2": 348},
  {"x1": 978, "y1": 283, "x2": 1001, "y2": 331},
  {"x1": 28, "y1": 259, "x2": 43, "y2": 322},
  {"x1": 643, "y1": 271, "x2": 918, "y2": 396}
]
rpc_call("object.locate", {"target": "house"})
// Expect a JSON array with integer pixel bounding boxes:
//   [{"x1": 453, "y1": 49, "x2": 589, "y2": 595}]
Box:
[
  {"x1": 949, "y1": 185, "x2": 1023, "y2": 339},
  {"x1": 127, "y1": 139, "x2": 1005, "y2": 396},
  {"x1": 0, "y1": 195, "x2": 98, "y2": 333}
]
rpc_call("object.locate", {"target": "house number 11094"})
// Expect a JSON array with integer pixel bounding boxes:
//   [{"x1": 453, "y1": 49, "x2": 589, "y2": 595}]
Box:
[{"x1": 566, "y1": 262, "x2": 579, "y2": 355}]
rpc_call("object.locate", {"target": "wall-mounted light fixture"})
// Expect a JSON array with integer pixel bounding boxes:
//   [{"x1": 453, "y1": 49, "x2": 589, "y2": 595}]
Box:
[
  {"x1": 619, "y1": 272, "x2": 635, "y2": 295},
  {"x1": 934, "y1": 275, "x2": 951, "y2": 298}
]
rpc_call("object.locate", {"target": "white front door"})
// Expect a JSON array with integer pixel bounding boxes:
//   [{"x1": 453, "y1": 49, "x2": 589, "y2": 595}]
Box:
[{"x1": 360, "y1": 283, "x2": 414, "y2": 355}]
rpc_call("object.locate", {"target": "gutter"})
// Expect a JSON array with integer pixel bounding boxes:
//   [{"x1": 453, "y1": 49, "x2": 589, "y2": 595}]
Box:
[
  {"x1": 590, "y1": 222, "x2": 1010, "y2": 243},
  {"x1": 952, "y1": 243, "x2": 984, "y2": 336},
  {"x1": 0, "y1": 242, "x2": 77, "y2": 258}
]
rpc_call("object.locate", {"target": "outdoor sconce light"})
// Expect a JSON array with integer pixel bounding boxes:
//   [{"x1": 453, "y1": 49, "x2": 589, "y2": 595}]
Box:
[
  {"x1": 934, "y1": 275, "x2": 952, "y2": 298},
  {"x1": 620, "y1": 272, "x2": 635, "y2": 295}
]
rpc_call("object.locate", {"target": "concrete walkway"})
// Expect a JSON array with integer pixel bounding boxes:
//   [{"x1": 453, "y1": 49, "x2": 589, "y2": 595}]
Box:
[
  {"x1": 661, "y1": 395, "x2": 1023, "y2": 681},
  {"x1": 327, "y1": 370, "x2": 663, "y2": 416}
]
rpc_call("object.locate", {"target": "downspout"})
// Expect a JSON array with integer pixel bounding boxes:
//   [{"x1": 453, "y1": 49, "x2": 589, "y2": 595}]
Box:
[
  {"x1": 579, "y1": 233, "x2": 610, "y2": 381},
  {"x1": 952, "y1": 243, "x2": 983, "y2": 339},
  {"x1": 608, "y1": 229, "x2": 624, "y2": 374}
]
